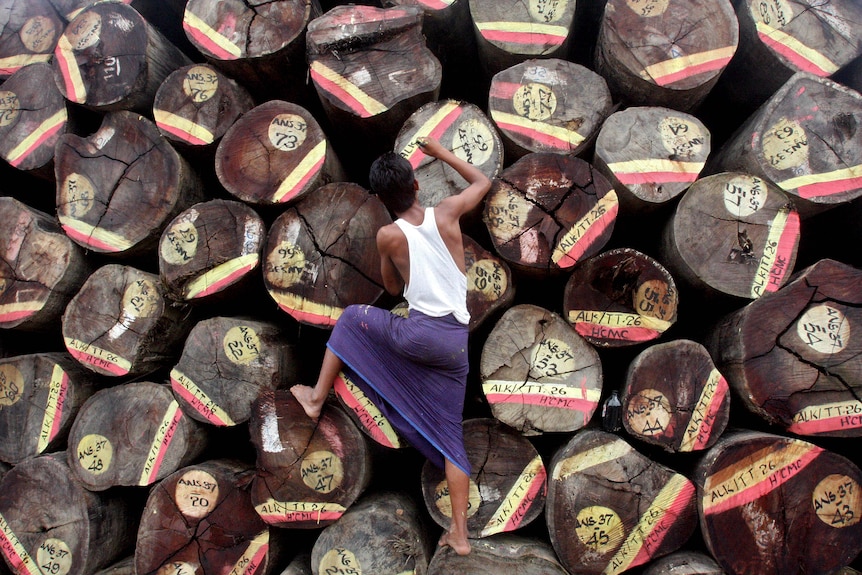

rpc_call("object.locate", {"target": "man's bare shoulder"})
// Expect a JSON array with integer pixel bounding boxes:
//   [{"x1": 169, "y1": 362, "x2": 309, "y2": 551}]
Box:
[{"x1": 377, "y1": 223, "x2": 405, "y2": 250}]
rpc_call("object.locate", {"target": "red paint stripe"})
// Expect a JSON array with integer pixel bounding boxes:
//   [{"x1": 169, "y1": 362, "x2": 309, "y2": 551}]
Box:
[
  {"x1": 614, "y1": 171, "x2": 699, "y2": 185},
  {"x1": 485, "y1": 393, "x2": 598, "y2": 412},
  {"x1": 407, "y1": 106, "x2": 463, "y2": 168},
  {"x1": 189, "y1": 264, "x2": 255, "y2": 299},
  {"x1": 416, "y1": 0, "x2": 449, "y2": 8},
  {"x1": 0, "y1": 309, "x2": 37, "y2": 323},
  {"x1": 259, "y1": 510, "x2": 344, "y2": 524},
  {"x1": 61, "y1": 224, "x2": 122, "y2": 252},
  {"x1": 488, "y1": 81, "x2": 523, "y2": 100},
  {"x1": 629, "y1": 481, "x2": 696, "y2": 569},
  {"x1": 764, "y1": 210, "x2": 799, "y2": 294},
  {"x1": 278, "y1": 303, "x2": 338, "y2": 327},
  {"x1": 574, "y1": 324, "x2": 660, "y2": 342},
  {"x1": 652, "y1": 57, "x2": 732, "y2": 87},
  {"x1": 333, "y1": 375, "x2": 397, "y2": 448},
  {"x1": 53, "y1": 46, "x2": 84, "y2": 103},
  {"x1": 48, "y1": 372, "x2": 69, "y2": 443},
  {"x1": 66, "y1": 348, "x2": 128, "y2": 376},
  {"x1": 8, "y1": 121, "x2": 65, "y2": 167},
  {"x1": 494, "y1": 120, "x2": 572, "y2": 150},
  {"x1": 480, "y1": 29, "x2": 566, "y2": 47},
  {"x1": 243, "y1": 542, "x2": 269, "y2": 575},
  {"x1": 170, "y1": 378, "x2": 229, "y2": 426},
  {"x1": 795, "y1": 175, "x2": 862, "y2": 199},
  {"x1": 156, "y1": 121, "x2": 210, "y2": 146},
  {"x1": 146, "y1": 407, "x2": 184, "y2": 484},
  {"x1": 310, "y1": 68, "x2": 375, "y2": 118},
  {"x1": 757, "y1": 32, "x2": 830, "y2": 76},
  {"x1": 182, "y1": 21, "x2": 238, "y2": 61},
  {"x1": 277, "y1": 154, "x2": 326, "y2": 202},
  {"x1": 503, "y1": 466, "x2": 547, "y2": 531},
  {"x1": 555, "y1": 201, "x2": 619, "y2": 267},
  {"x1": 691, "y1": 377, "x2": 728, "y2": 452}
]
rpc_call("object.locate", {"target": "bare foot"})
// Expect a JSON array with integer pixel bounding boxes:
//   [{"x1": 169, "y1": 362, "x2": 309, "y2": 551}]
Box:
[
  {"x1": 438, "y1": 531, "x2": 471, "y2": 556},
  {"x1": 290, "y1": 385, "x2": 323, "y2": 421}
]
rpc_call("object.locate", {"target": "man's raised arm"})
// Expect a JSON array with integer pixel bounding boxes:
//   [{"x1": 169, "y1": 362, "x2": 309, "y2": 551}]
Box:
[{"x1": 417, "y1": 137, "x2": 491, "y2": 217}]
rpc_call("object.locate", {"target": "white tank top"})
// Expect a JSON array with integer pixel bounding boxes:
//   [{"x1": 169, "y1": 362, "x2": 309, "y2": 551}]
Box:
[{"x1": 394, "y1": 207, "x2": 470, "y2": 325}]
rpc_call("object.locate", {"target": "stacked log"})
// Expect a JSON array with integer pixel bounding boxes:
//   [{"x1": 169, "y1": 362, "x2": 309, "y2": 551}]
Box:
[
  {"x1": 0, "y1": 0, "x2": 63, "y2": 79},
  {"x1": 429, "y1": 533, "x2": 569, "y2": 575}
]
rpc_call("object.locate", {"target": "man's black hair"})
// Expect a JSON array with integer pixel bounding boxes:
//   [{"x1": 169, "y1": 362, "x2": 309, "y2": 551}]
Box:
[{"x1": 369, "y1": 152, "x2": 415, "y2": 214}]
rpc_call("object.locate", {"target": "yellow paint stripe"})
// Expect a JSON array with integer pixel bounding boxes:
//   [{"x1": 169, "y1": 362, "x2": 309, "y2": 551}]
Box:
[
  {"x1": 310, "y1": 61, "x2": 387, "y2": 117},
  {"x1": 777, "y1": 164, "x2": 862, "y2": 190},
  {"x1": 0, "y1": 512, "x2": 40, "y2": 575},
  {"x1": 37, "y1": 364, "x2": 68, "y2": 453},
  {"x1": 184, "y1": 253, "x2": 259, "y2": 299},
  {"x1": 482, "y1": 381, "x2": 602, "y2": 401},
  {"x1": 273, "y1": 140, "x2": 327, "y2": 203},
  {"x1": 139, "y1": 400, "x2": 183, "y2": 485},
  {"x1": 230, "y1": 530, "x2": 269, "y2": 575},
  {"x1": 6, "y1": 109, "x2": 67, "y2": 164},
  {"x1": 551, "y1": 190, "x2": 618, "y2": 265},
  {"x1": 755, "y1": 22, "x2": 838, "y2": 74},
  {"x1": 59, "y1": 215, "x2": 134, "y2": 252},
  {"x1": 153, "y1": 109, "x2": 215, "y2": 144},
  {"x1": 491, "y1": 110, "x2": 584, "y2": 146},
  {"x1": 606, "y1": 159, "x2": 704, "y2": 175},
  {"x1": 476, "y1": 21, "x2": 569, "y2": 38},
  {"x1": 55, "y1": 34, "x2": 87, "y2": 103},
  {"x1": 270, "y1": 291, "x2": 343, "y2": 326},
  {"x1": 481, "y1": 455, "x2": 545, "y2": 536},
  {"x1": 183, "y1": 10, "x2": 242, "y2": 59},
  {"x1": 679, "y1": 368, "x2": 725, "y2": 452},
  {"x1": 566, "y1": 310, "x2": 671, "y2": 331},
  {"x1": 338, "y1": 374, "x2": 402, "y2": 447},
  {"x1": 640, "y1": 46, "x2": 736, "y2": 80},
  {"x1": 554, "y1": 439, "x2": 633, "y2": 480},
  {"x1": 0, "y1": 301, "x2": 43, "y2": 317},
  {"x1": 171, "y1": 368, "x2": 236, "y2": 426},
  {"x1": 0, "y1": 53, "x2": 52, "y2": 72},
  {"x1": 399, "y1": 100, "x2": 461, "y2": 161}
]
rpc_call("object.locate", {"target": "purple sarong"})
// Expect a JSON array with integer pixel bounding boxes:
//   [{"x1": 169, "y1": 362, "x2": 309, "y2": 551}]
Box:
[{"x1": 327, "y1": 304, "x2": 471, "y2": 475}]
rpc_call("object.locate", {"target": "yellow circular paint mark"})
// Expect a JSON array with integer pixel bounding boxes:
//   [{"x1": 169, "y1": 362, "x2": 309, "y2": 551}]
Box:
[
  {"x1": 0, "y1": 91, "x2": 20, "y2": 127},
  {"x1": 175, "y1": 469, "x2": 220, "y2": 519},
  {"x1": 268, "y1": 113, "x2": 308, "y2": 151},
  {"x1": 751, "y1": 0, "x2": 793, "y2": 28},
  {"x1": 301, "y1": 451, "x2": 344, "y2": 494},
  {"x1": 513, "y1": 83, "x2": 557, "y2": 121},
  {"x1": 762, "y1": 117, "x2": 808, "y2": 171},
  {"x1": 486, "y1": 186, "x2": 532, "y2": 243},
  {"x1": 452, "y1": 118, "x2": 494, "y2": 166},
  {"x1": 626, "y1": 388, "x2": 672, "y2": 436},
  {"x1": 319, "y1": 548, "x2": 361, "y2": 575},
  {"x1": 575, "y1": 505, "x2": 625, "y2": 553},
  {"x1": 467, "y1": 259, "x2": 506, "y2": 299},
  {"x1": 434, "y1": 478, "x2": 481, "y2": 518},
  {"x1": 161, "y1": 217, "x2": 199, "y2": 265},
  {"x1": 634, "y1": 279, "x2": 676, "y2": 322},
  {"x1": 183, "y1": 65, "x2": 219, "y2": 103},
  {"x1": 796, "y1": 304, "x2": 850, "y2": 355},
  {"x1": 265, "y1": 241, "x2": 306, "y2": 288},
  {"x1": 529, "y1": 0, "x2": 567, "y2": 23},
  {"x1": 530, "y1": 337, "x2": 575, "y2": 379},
  {"x1": 76, "y1": 433, "x2": 112, "y2": 476},
  {"x1": 626, "y1": 0, "x2": 669, "y2": 17},
  {"x1": 156, "y1": 562, "x2": 197, "y2": 575},
  {"x1": 223, "y1": 325, "x2": 261, "y2": 365},
  {"x1": 723, "y1": 174, "x2": 768, "y2": 217},
  {"x1": 0, "y1": 364, "x2": 24, "y2": 407},
  {"x1": 66, "y1": 11, "x2": 102, "y2": 51},
  {"x1": 20, "y1": 16, "x2": 57, "y2": 53},
  {"x1": 36, "y1": 538, "x2": 73, "y2": 575},
  {"x1": 63, "y1": 173, "x2": 96, "y2": 218},
  {"x1": 659, "y1": 117, "x2": 705, "y2": 159},
  {"x1": 122, "y1": 278, "x2": 159, "y2": 319},
  {"x1": 813, "y1": 474, "x2": 860, "y2": 528}
]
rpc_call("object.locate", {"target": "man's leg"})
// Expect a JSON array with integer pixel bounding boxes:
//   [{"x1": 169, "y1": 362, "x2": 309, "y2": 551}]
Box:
[
  {"x1": 291, "y1": 347, "x2": 343, "y2": 421},
  {"x1": 439, "y1": 459, "x2": 471, "y2": 555}
]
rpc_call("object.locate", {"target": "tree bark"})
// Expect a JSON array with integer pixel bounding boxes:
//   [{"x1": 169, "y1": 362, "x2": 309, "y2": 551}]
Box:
[
  {"x1": 67, "y1": 381, "x2": 208, "y2": 491},
  {"x1": 0, "y1": 0, "x2": 64, "y2": 80},
  {"x1": 641, "y1": 550, "x2": 725, "y2": 575},
  {"x1": 54, "y1": 111, "x2": 205, "y2": 258},
  {"x1": 593, "y1": 106, "x2": 711, "y2": 214},
  {"x1": 170, "y1": 316, "x2": 298, "y2": 427},
  {"x1": 713, "y1": 0, "x2": 862, "y2": 119},
  {"x1": 695, "y1": 430, "x2": 862, "y2": 575},
  {"x1": 135, "y1": 459, "x2": 276, "y2": 575},
  {"x1": 310, "y1": 491, "x2": 433, "y2": 575},
  {"x1": 706, "y1": 258, "x2": 862, "y2": 438},
  {"x1": 61, "y1": 264, "x2": 190, "y2": 378},
  {"x1": 421, "y1": 418, "x2": 548, "y2": 539},
  {"x1": 249, "y1": 391, "x2": 373, "y2": 530},
  {"x1": 488, "y1": 58, "x2": 613, "y2": 161},
  {"x1": 0, "y1": 352, "x2": 95, "y2": 465},
  {"x1": 182, "y1": 0, "x2": 314, "y2": 104},
  {"x1": 0, "y1": 61, "x2": 69, "y2": 178},
  {"x1": 0, "y1": 452, "x2": 136, "y2": 575},
  {"x1": 158, "y1": 199, "x2": 266, "y2": 303},
  {"x1": 52, "y1": 1, "x2": 192, "y2": 112},
  {"x1": 263, "y1": 182, "x2": 389, "y2": 329},
  {"x1": 594, "y1": 0, "x2": 738, "y2": 111},
  {"x1": 306, "y1": 4, "x2": 442, "y2": 175},
  {"x1": 563, "y1": 247, "x2": 679, "y2": 348},
  {"x1": 660, "y1": 172, "x2": 801, "y2": 301},
  {"x1": 153, "y1": 63, "x2": 254, "y2": 150},
  {"x1": 482, "y1": 152, "x2": 618, "y2": 277},
  {"x1": 622, "y1": 339, "x2": 730, "y2": 453},
  {"x1": 428, "y1": 533, "x2": 569, "y2": 575},
  {"x1": 706, "y1": 72, "x2": 862, "y2": 219},
  {"x1": 468, "y1": 0, "x2": 577, "y2": 79},
  {"x1": 215, "y1": 100, "x2": 346, "y2": 207},
  {"x1": 546, "y1": 429, "x2": 699, "y2": 575},
  {"x1": 479, "y1": 304, "x2": 603, "y2": 435},
  {"x1": 0, "y1": 197, "x2": 90, "y2": 332}
]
